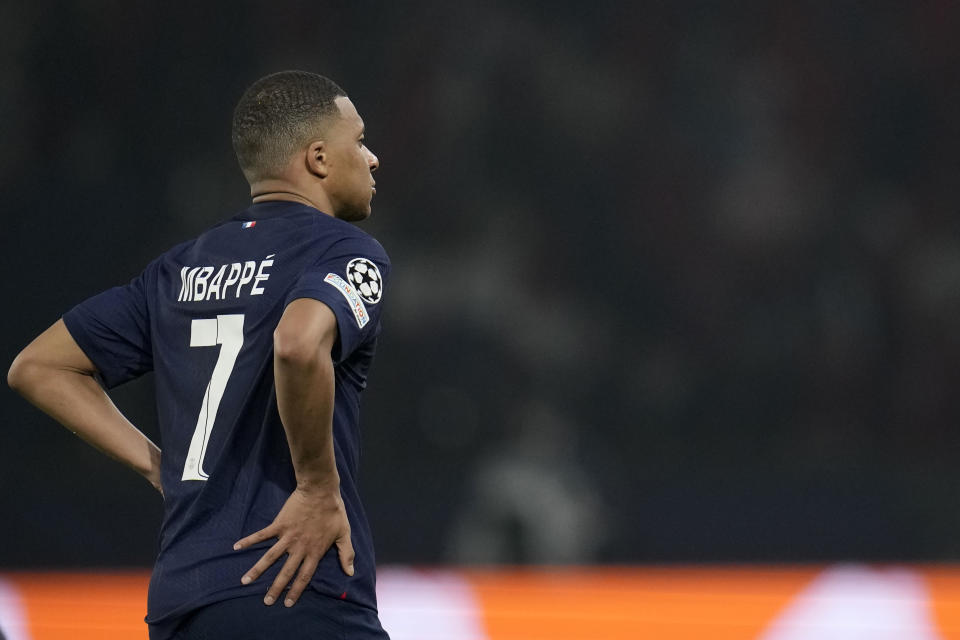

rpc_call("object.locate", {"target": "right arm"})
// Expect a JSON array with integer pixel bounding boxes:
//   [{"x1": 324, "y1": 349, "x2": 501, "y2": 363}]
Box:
[
  {"x1": 7, "y1": 319, "x2": 162, "y2": 494},
  {"x1": 233, "y1": 298, "x2": 355, "y2": 608}
]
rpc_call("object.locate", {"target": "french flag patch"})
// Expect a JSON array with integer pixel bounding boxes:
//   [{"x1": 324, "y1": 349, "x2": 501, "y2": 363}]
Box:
[{"x1": 242, "y1": 221, "x2": 256, "y2": 229}]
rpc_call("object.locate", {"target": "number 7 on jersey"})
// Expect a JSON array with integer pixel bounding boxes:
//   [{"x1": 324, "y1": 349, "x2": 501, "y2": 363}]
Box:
[{"x1": 182, "y1": 314, "x2": 245, "y2": 481}]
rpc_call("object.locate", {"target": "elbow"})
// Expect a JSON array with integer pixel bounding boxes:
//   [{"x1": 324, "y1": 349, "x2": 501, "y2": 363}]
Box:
[
  {"x1": 8, "y1": 350, "x2": 37, "y2": 396},
  {"x1": 6, "y1": 358, "x2": 20, "y2": 393}
]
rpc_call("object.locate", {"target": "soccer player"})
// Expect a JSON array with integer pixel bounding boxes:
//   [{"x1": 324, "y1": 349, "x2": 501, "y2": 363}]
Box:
[{"x1": 7, "y1": 71, "x2": 391, "y2": 639}]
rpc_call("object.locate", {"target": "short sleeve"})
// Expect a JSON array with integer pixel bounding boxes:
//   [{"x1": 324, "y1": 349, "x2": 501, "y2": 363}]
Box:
[
  {"x1": 62, "y1": 268, "x2": 154, "y2": 389},
  {"x1": 285, "y1": 235, "x2": 390, "y2": 363}
]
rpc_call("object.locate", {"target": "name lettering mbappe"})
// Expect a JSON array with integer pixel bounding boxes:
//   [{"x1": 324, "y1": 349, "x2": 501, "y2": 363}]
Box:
[{"x1": 177, "y1": 254, "x2": 275, "y2": 302}]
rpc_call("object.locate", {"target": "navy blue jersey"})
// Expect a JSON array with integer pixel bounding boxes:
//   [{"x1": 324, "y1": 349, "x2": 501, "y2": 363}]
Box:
[{"x1": 62, "y1": 201, "x2": 389, "y2": 633}]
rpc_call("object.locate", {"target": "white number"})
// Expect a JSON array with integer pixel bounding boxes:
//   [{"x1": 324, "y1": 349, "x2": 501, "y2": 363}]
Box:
[{"x1": 181, "y1": 314, "x2": 245, "y2": 481}]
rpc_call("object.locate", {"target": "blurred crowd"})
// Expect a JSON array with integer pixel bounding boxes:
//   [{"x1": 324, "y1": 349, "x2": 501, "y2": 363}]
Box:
[{"x1": 3, "y1": 2, "x2": 960, "y2": 566}]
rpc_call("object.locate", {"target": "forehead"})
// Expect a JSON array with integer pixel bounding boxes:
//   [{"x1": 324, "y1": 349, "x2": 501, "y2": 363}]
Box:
[{"x1": 333, "y1": 96, "x2": 364, "y2": 133}]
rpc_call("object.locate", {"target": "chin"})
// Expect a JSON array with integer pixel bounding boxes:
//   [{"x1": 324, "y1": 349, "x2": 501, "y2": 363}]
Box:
[{"x1": 336, "y1": 207, "x2": 372, "y2": 222}]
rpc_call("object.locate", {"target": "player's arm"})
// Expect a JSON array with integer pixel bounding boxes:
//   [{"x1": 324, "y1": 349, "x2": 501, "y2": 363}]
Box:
[
  {"x1": 7, "y1": 319, "x2": 163, "y2": 494},
  {"x1": 233, "y1": 298, "x2": 355, "y2": 608}
]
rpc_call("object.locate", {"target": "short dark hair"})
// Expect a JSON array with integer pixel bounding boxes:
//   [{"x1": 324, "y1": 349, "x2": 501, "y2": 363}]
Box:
[{"x1": 231, "y1": 71, "x2": 346, "y2": 182}]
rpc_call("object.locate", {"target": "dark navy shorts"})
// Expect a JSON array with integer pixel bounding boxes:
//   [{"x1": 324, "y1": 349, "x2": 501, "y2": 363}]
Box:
[{"x1": 150, "y1": 591, "x2": 390, "y2": 640}]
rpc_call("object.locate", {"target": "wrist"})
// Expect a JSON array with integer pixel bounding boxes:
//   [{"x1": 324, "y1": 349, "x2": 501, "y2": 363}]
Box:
[{"x1": 296, "y1": 474, "x2": 340, "y2": 494}]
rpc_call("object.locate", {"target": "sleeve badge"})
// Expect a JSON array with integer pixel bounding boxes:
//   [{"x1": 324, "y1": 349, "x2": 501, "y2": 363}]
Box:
[{"x1": 346, "y1": 257, "x2": 383, "y2": 304}]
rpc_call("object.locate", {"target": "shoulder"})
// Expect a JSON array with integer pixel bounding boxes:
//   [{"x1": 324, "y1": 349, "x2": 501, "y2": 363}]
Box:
[
  {"x1": 150, "y1": 234, "x2": 204, "y2": 275},
  {"x1": 311, "y1": 216, "x2": 390, "y2": 266},
  {"x1": 139, "y1": 236, "x2": 197, "y2": 278}
]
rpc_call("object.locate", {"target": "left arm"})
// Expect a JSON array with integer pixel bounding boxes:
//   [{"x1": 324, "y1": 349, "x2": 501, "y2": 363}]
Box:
[
  {"x1": 232, "y1": 299, "x2": 353, "y2": 608},
  {"x1": 7, "y1": 319, "x2": 163, "y2": 494}
]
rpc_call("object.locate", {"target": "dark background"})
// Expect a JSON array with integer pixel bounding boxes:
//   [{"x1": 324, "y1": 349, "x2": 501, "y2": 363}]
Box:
[{"x1": 3, "y1": 1, "x2": 960, "y2": 567}]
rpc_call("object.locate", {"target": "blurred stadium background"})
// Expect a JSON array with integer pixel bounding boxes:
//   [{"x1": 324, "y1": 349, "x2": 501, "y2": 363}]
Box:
[{"x1": 3, "y1": 1, "x2": 960, "y2": 637}]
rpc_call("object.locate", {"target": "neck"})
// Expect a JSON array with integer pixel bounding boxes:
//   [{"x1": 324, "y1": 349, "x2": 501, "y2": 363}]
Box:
[
  {"x1": 251, "y1": 190, "x2": 315, "y2": 207},
  {"x1": 249, "y1": 179, "x2": 333, "y2": 216}
]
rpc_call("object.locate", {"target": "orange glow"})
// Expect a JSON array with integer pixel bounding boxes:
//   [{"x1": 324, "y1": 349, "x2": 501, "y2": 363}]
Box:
[{"x1": 465, "y1": 567, "x2": 819, "y2": 640}]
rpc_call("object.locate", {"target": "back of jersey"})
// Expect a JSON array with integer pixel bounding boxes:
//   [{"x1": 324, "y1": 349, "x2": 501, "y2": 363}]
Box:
[{"x1": 62, "y1": 201, "x2": 390, "y2": 628}]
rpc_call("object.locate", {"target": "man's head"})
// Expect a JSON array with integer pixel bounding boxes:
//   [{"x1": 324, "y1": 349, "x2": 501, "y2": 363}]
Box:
[{"x1": 232, "y1": 71, "x2": 379, "y2": 220}]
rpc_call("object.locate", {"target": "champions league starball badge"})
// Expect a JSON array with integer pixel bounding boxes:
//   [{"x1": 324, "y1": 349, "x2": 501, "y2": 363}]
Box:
[{"x1": 346, "y1": 258, "x2": 383, "y2": 304}]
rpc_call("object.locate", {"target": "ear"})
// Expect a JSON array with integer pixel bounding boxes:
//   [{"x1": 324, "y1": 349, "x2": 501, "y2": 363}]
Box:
[{"x1": 305, "y1": 140, "x2": 329, "y2": 178}]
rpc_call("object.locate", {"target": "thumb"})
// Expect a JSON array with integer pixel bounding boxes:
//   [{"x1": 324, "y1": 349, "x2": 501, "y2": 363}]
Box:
[{"x1": 336, "y1": 534, "x2": 356, "y2": 577}]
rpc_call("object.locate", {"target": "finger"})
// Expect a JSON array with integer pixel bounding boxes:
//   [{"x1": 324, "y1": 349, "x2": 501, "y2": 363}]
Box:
[
  {"x1": 264, "y1": 553, "x2": 302, "y2": 606},
  {"x1": 234, "y1": 524, "x2": 278, "y2": 551},
  {"x1": 241, "y1": 541, "x2": 287, "y2": 585},
  {"x1": 336, "y1": 535, "x2": 355, "y2": 577},
  {"x1": 283, "y1": 556, "x2": 320, "y2": 607}
]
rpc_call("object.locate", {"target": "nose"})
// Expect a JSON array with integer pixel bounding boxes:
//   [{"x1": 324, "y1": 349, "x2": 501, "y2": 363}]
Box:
[{"x1": 366, "y1": 147, "x2": 379, "y2": 172}]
